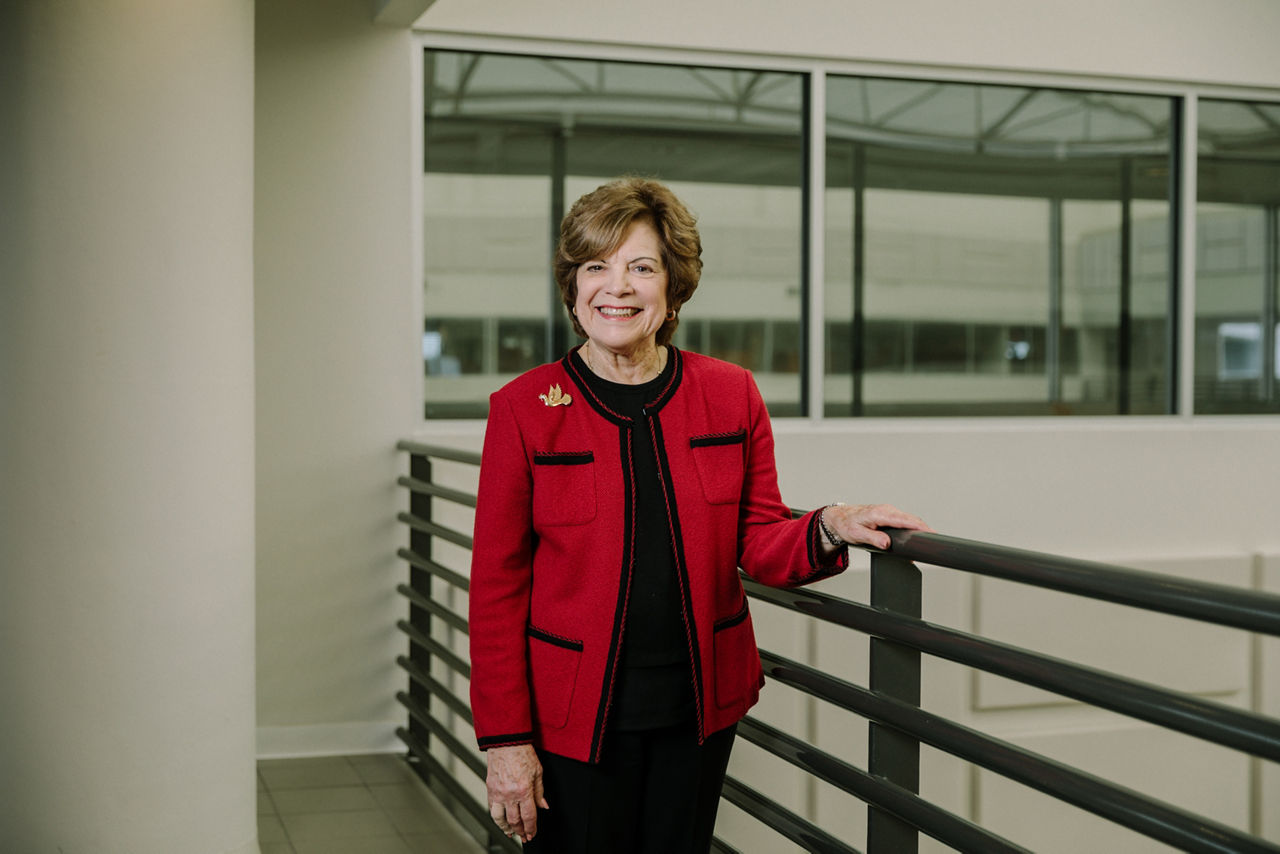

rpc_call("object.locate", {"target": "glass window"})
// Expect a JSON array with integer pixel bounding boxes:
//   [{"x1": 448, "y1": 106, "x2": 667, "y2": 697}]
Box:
[
  {"x1": 1195, "y1": 98, "x2": 1280, "y2": 413},
  {"x1": 866, "y1": 319, "x2": 907, "y2": 372},
  {"x1": 824, "y1": 77, "x2": 1175, "y2": 416},
  {"x1": 420, "y1": 51, "x2": 1279, "y2": 421},
  {"x1": 496, "y1": 318, "x2": 545, "y2": 374},
  {"x1": 423, "y1": 50, "x2": 805, "y2": 418},
  {"x1": 423, "y1": 173, "x2": 551, "y2": 418},
  {"x1": 770, "y1": 321, "x2": 801, "y2": 374},
  {"x1": 912, "y1": 322, "x2": 968, "y2": 374},
  {"x1": 423, "y1": 317, "x2": 483, "y2": 375}
]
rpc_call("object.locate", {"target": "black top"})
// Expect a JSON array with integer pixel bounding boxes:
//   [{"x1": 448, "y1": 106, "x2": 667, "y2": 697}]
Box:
[{"x1": 570, "y1": 347, "x2": 695, "y2": 731}]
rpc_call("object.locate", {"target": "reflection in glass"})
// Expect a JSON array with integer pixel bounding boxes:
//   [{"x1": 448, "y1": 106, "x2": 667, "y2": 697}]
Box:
[
  {"x1": 1195, "y1": 98, "x2": 1280, "y2": 413},
  {"x1": 423, "y1": 173, "x2": 550, "y2": 418},
  {"x1": 824, "y1": 77, "x2": 1174, "y2": 415},
  {"x1": 423, "y1": 50, "x2": 805, "y2": 418}
]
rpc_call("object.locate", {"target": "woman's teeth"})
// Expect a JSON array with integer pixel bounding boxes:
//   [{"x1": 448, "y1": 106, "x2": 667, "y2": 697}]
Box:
[{"x1": 597, "y1": 307, "x2": 640, "y2": 317}]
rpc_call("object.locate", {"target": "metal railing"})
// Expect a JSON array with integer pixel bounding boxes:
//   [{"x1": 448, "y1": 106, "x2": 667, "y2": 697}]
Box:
[{"x1": 394, "y1": 439, "x2": 1280, "y2": 853}]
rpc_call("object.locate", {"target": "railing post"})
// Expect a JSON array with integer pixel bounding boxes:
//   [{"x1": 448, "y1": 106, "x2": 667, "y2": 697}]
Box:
[
  {"x1": 866, "y1": 550, "x2": 922, "y2": 853},
  {"x1": 407, "y1": 452, "x2": 434, "y2": 778}
]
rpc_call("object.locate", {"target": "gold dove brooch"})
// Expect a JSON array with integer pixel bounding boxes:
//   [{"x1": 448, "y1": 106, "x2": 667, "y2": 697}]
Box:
[{"x1": 539, "y1": 384, "x2": 572, "y2": 407}]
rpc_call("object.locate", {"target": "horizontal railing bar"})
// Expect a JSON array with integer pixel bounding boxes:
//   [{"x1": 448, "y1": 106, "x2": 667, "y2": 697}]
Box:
[
  {"x1": 887, "y1": 529, "x2": 1280, "y2": 637},
  {"x1": 397, "y1": 728, "x2": 520, "y2": 854},
  {"x1": 710, "y1": 836, "x2": 744, "y2": 854},
  {"x1": 745, "y1": 580, "x2": 1280, "y2": 762},
  {"x1": 720, "y1": 776, "x2": 862, "y2": 854},
  {"x1": 396, "y1": 619, "x2": 471, "y2": 678},
  {"x1": 398, "y1": 511, "x2": 474, "y2": 550},
  {"x1": 398, "y1": 583, "x2": 469, "y2": 635},
  {"x1": 399, "y1": 547, "x2": 471, "y2": 592},
  {"x1": 397, "y1": 690, "x2": 486, "y2": 779},
  {"x1": 398, "y1": 655, "x2": 474, "y2": 725},
  {"x1": 397, "y1": 474, "x2": 478, "y2": 508},
  {"x1": 736, "y1": 716, "x2": 1031, "y2": 854},
  {"x1": 397, "y1": 440, "x2": 483, "y2": 467},
  {"x1": 759, "y1": 648, "x2": 1280, "y2": 854}
]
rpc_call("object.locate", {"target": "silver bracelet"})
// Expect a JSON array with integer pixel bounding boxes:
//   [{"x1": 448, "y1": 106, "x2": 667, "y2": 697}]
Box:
[{"x1": 818, "y1": 503, "x2": 848, "y2": 548}]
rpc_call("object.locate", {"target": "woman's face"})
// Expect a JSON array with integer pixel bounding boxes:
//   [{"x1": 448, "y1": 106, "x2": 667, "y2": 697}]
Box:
[{"x1": 574, "y1": 220, "x2": 669, "y2": 357}]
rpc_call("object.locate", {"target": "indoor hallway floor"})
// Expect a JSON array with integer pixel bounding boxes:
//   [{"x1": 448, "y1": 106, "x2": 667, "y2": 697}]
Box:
[{"x1": 257, "y1": 753, "x2": 486, "y2": 854}]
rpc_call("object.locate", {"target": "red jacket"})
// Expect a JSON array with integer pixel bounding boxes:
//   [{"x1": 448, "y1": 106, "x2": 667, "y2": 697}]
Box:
[{"x1": 468, "y1": 348, "x2": 846, "y2": 763}]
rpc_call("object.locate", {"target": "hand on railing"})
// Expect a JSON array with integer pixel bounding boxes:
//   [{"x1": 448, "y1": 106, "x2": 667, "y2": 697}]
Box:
[{"x1": 818, "y1": 503, "x2": 932, "y2": 552}]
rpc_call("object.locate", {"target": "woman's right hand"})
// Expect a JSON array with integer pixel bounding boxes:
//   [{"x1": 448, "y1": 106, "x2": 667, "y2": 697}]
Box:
[{"x1": 485, "y1": 743, "x2": 549, "y2": 843}]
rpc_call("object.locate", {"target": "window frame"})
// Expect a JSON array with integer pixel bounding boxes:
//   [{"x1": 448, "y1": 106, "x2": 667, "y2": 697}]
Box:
[{"x1": 413, "y1": 31, "x2": 1280, "y2": 425}]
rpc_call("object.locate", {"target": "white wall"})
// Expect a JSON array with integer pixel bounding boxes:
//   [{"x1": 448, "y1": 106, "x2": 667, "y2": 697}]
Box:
[
  {"x1": 255, "y1": 0, "x2": 422, "y2": 756},
  {"x1": 1, "y1": 3, "x2": 258, "y2": 852},
  {"x1": 415, "y1": 0, "x2": 1280, "y2": 91}
]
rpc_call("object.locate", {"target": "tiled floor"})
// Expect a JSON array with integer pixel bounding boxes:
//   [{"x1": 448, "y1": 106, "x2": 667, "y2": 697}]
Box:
[{"x1": 257, "y1": 754, "x2": 486, "y2": 854}]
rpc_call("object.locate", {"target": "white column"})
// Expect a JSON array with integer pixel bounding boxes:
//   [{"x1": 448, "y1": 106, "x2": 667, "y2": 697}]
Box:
[{"x1": 0, "y1": 3, "x2": 258, "y2": 853}]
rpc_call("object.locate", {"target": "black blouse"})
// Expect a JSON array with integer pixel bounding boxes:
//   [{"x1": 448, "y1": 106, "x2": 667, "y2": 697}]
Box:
[{"x1": 569, "y1": 348, "x2": 695, "y2": 731}]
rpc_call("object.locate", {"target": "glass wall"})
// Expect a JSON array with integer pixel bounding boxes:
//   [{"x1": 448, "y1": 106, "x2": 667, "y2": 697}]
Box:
[
  {"x1": 423, "y1": 50, "x2": 806, "y2": 418},
  {"x1": 1195, "y1": 98, "x2": 1280, "y2": 413},
  {"x1": 823, "y1": 78, "x2": 1175, "y2": 415},
  {"x1": 422, "y1": 48, "x2": 1279, "y2": 420}
]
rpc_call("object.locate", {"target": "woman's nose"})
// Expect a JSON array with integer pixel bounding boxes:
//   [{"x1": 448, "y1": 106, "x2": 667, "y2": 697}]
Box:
[{"x1": 605, "y1": 268, "x2": 634, "y2": 294}]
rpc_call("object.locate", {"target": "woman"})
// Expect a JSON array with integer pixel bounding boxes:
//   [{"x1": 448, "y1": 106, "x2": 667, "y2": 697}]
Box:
[{"x1": 469, "y1": 178, "x2": 928, "y2": 852}]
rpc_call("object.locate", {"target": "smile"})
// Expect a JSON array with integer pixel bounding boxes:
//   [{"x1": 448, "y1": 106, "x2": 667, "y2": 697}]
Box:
[{"x1": 596, "y1": 306, "x2": 641, "y2": 318}]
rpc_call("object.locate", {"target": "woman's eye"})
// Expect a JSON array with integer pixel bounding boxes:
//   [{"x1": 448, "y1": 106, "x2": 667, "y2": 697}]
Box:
[{"x1": 632, "y1": 264, "x2": 654, "y2": 275}]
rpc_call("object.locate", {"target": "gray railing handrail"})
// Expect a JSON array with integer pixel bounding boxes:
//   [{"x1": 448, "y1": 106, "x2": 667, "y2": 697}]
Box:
[
  {"x1": 395, "y1": 511, "x2": 474, "y2": 551},
  {"x1": 394, "y1": 441, "x2": 1280, "y2": 854},
  {"x1": 396, "y1": 438, "x2": 482, "y2": 466},
  {"x1": 757, "y1": 647, "x2": 1279, "y2": 854},
  {"x1": 396, "y1": 474, "x2": 478, "y2": 508},
  {"x1": 745, "y1": 578, "x2": 1280, "y2": 761},
  {"x1": 736, "y1": 714, "x2": 1032, "y2": 854},
  {"x1": 396, "y1": 547, "x2": 471, "y2": 592},
  {"x1": 885, "y1": 528, "x2": 1280, "y2": 636},
  {"x1": 394, "y1": 463, "x2": 1280, "y2": 637}
]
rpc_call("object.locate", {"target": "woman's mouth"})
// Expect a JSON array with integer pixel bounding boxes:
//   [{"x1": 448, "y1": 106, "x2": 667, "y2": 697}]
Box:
[{"x1": 596, "y1": 306, "x2": 641, "y2": 318}]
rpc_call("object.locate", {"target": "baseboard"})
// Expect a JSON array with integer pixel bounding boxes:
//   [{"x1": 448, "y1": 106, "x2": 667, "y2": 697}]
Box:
[{"x1": 256, "y1": 721, "x2": 402, "y2": 759}]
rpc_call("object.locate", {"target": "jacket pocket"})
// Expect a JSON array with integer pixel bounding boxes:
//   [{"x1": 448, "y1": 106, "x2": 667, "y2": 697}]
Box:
[
  {"x1": 712, "y1": 598, "x2": 758, "y2": 709},
  {"x1": 527, "y1": 626, "x2": 584, "y2": 730},
  {"x1": 689, "y1": 429, "x2": 746, "y2": 505},
  {"x1": 532, "y1": 451, "x2": 596, "y2": 526}
]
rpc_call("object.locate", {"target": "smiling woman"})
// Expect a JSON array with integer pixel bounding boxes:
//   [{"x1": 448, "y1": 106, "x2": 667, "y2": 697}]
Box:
[
  {"x1": 556, "y1": 179, "x2": 704, "y2": 358},
  {"x1": 572, "y1": 219, "x2": 671, "y2": 382},
  {"x1": 465, "y1": 177, "x2": 929, "y2": 854}
]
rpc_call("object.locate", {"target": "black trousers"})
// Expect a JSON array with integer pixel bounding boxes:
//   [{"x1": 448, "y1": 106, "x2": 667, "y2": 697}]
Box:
[{"x1": 522, "y1": 721, "x2": 737, "y2": 854}]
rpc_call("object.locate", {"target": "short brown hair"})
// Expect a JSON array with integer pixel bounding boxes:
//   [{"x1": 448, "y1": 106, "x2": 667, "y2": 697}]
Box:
[{"x1": 554, "y1": 178, "x2": 702, "y2": 346}]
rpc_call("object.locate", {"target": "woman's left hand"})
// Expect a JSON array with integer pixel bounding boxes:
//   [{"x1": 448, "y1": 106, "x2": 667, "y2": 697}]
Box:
[
  {"x1": 820, "y1": 503, "x2": 932, "y2": 552},
  {"x1": 485, "y1": 743, "x2": 548, "y2": 843}
]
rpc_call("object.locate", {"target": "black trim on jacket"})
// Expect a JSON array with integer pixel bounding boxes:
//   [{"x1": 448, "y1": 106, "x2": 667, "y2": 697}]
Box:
[
  {"x1": 689, "y1": 429, "x2": 747, "y2": 448},
  {"x1": 647, "y1": 412, "x2": 706, "y2": 742},
  {"x1": 589, "y1": 422, "x2": 639, "y2": 763},
  {"x1": 527, "y1": 625, "x2": 585, "y2": 651}
]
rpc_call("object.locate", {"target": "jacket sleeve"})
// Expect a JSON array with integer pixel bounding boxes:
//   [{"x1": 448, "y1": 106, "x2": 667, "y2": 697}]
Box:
[
  {"x1": 736, "y1": 371, "x2": 848, "y2": 587},
  {"x1": 468, "y1": 391, "x2": 536, "y2": 750}
]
